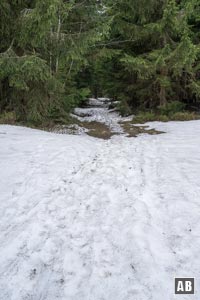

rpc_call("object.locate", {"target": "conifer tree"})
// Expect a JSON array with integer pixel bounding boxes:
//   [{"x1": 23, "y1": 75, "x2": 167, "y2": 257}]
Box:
[
  {"x1": 94, "y1": 0, "x2": 200, "y2": 112},
  {"x1": 0, "y1": 0, "x2": 109, "y2": 123},
  {"x1": 1, "y1": 0, "x2": 200, "y2": 121}
]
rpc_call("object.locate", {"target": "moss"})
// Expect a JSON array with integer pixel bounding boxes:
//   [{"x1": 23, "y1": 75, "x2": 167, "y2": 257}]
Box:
[
  {"x1": 132, "y1": 111, "x2": 200, "y2": 124},
  {"x1": 132, "y1": 112, "x2": 166, "y2": 123}
]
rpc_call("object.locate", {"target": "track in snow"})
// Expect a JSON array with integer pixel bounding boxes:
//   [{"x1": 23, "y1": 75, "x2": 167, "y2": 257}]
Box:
[{"x1": 0, "y1": 100, "x2": 200, "y2": 300}]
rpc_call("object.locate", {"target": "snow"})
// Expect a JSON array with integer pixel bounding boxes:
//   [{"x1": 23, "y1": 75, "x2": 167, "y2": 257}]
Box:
[
  {"x1": 73, "y1": 106, "x2": 125, "y2": 133},
  {"x1": 73, "y1": 98, "x2": 133, "y2": 134},
  {"x1": 0, "y1": 118, "x2": 200, "y2": 299},
  {"x1": 88, "y1": 98, "x2": 109, "y2": 106}
]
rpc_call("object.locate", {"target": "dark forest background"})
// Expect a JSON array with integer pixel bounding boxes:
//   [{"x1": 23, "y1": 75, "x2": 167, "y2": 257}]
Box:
[{"x1": 1, "y1": 0, "x2": 200, "y2": 124}]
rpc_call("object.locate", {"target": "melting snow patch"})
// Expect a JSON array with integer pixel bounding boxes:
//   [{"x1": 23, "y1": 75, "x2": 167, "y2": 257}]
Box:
[{"x1": 0, "y1": 118, "x2": 200, "y2": 299}]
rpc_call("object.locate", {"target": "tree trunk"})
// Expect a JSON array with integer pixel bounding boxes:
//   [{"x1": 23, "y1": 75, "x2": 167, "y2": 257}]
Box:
[
  {"x1": 50, "y1": 27, "x2": 53, "y2": 76},
  {"x1": 55, "y1": 13, "x2": 61, "y2": 74},
  {"x1": 159, "y1": 34, "x2": 168, "y2": 107},
  {"x1": 159, "y1": 84, "x2": 167, "y2": 107}
]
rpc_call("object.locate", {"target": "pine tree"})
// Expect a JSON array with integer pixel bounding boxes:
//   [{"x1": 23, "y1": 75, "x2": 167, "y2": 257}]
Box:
[
  {"x1": 0, "y1": 0, "x2": 110, "y2": 123},
  {"x1": 1, "y1": 0, "x2": 200, "y2": 121},
  {"x1": 93, "y1": 0, "x2": 200, "y2": 112}
]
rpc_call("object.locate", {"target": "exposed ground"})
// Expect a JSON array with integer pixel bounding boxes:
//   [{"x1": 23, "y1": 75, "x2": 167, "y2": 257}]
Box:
[{"x1": 67, "y1": 98, "x2": 165, "y2": 139}]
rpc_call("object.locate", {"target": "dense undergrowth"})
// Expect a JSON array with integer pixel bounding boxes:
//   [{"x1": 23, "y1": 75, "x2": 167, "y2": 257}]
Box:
[
  {"x1": 131, "y1": 101, "x2": 200, "y2": 123},
  {"x1": 1, "y1": 1, "x2": 200, "y2": 125}
]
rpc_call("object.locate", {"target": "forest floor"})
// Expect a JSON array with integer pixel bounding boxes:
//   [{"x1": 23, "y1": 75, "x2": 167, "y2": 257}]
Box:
[
  {"x1": 53, "y1": 98, "x2": 164, "y2": 139},
  {"x1": 0, "y1": 99, "x2": 200, "y2": 300}
]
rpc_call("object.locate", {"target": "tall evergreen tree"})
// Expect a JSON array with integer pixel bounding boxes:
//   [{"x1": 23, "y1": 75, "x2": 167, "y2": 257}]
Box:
[
  {"x1": 92, "y1": 0, "x2": 200, "y2": 112},
  {"x1": 0, "y1": 0, "x2": 109, "y2": 123},
  {"x1": 1, "y1": 0, "x2": 200, "y2": 121}
]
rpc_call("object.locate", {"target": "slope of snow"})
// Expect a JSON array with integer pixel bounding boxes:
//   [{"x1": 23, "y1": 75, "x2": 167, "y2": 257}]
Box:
[{"x1": 0, "y1": 121, "x2": 200, "y2": 300}]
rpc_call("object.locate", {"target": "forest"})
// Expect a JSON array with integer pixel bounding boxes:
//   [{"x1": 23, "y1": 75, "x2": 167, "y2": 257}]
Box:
[
  {"x1": 1, "y1": 2, "x2": 200, "y2": 299},
  {"x1": 1, "y1": 0, "x2": 200, "y2": 125}
]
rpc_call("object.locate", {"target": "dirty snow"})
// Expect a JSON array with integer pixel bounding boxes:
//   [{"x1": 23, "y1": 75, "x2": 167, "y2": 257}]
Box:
[
  {"x1": 72, "y1": 98, "x2": 133, "y2": 134},
  {"x1": 0, "y1": 103, "x2": 200, "y2": 300}
]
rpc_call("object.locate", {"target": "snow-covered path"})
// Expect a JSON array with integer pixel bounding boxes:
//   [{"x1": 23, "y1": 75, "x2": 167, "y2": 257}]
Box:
[{"x1": 0, "y1": 119, "x2": 200, "y2": 299}]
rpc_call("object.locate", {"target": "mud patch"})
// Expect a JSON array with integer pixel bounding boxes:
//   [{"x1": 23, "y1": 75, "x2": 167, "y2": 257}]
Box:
[
  {"x1": 121, "y1": 121, "x2": 165, "y2": 137},
  {"x1": 80, "y1": 121, "x2": 115, "y2": 140}
]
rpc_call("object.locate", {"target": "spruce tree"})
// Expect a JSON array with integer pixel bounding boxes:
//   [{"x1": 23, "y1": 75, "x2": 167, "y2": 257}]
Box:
[
  {"x1": 94, "y1": 0, "x2": 200, "y2": 112},
  {"x1": 0, "y1": 0, "x2": 109, "y2": 123}
]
